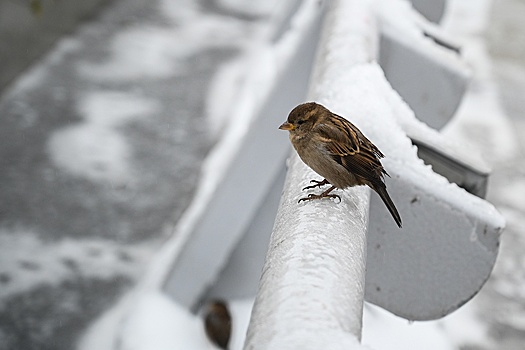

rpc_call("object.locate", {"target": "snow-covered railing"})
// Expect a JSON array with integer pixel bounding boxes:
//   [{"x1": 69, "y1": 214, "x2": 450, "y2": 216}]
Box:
[{"x1": 244, "y1": 1, "x2": 376, "y2": 348}]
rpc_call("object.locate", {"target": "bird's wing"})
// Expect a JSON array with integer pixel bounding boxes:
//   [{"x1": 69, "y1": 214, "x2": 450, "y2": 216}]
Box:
[{"x1": 314, "y1": 115, "x2": 388, "y2": 182}]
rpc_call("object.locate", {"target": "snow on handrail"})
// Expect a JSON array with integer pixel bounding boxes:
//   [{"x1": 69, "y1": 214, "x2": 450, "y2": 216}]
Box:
[{"x1": 244, "y1": 1, "x2": 377, "y2": 348}]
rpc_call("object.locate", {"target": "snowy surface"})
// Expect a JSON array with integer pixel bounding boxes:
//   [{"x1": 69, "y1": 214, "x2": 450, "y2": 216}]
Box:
[
  {"x1": 48, "y1": 91, "x2": 161, "y2": 184},
  {"x1": 245, "y1": 154, "x2": 369, "y2": 349},
  {"x1": 0, "y1": 228, "x2": 152, "y2": 300},
  {"x1": 79, "y1": 293, "x2": 254, "y2": 350}
]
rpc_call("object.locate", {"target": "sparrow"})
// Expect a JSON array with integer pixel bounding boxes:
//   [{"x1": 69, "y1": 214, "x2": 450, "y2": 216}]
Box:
[
  {"x1": 204, "y1": 300, "x2": 232, "y2": 350},
  {"x1": 279, "y1": 102, "x2": 402, "y2": 228}
]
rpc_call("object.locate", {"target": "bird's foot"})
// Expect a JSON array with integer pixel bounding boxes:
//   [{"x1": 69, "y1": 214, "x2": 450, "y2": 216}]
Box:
[
  {"x1": 298, "y1": 193, "x2": 341, "y2": 203},
  {"x1": 302, "y1": 179, "x2": 329, "y2": 191},
  {"x1": 298, "y1": 185, "x2": 340, "y2": 203}
]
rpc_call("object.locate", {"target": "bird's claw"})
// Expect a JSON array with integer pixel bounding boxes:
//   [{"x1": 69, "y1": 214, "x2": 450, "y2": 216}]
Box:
[
  {"x1": 298, "y1": 193, "x2": 341, "y2": 203},
  {"x1": 302, "y1": 179, "x2": 329, "y2": 191}
]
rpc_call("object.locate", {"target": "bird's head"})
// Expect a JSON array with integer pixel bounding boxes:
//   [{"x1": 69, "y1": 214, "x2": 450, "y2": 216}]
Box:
[{"x1": 279, "y1": 102, "x2": 326, "y2": 135}]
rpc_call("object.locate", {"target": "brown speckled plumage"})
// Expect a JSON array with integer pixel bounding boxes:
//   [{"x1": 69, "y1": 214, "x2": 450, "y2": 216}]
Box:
[{"x1": 279, "y1": 102, "x2": 402, "y2": 228}]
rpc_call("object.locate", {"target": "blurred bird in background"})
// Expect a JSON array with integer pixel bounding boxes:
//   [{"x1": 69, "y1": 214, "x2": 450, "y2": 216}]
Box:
[{"x1": 204, "y1": 300, "x2": 232, "y2": 349}]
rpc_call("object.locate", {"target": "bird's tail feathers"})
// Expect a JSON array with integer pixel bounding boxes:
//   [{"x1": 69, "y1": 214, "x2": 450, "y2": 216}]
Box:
[{"x1": 374, "y1": 185, "x2": 402, "y2": 228}]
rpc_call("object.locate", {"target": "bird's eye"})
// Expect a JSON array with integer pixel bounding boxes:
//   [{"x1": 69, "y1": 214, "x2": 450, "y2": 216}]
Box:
[{"x1": 297, "y1": 119, "x2": 305, "y2": 125}]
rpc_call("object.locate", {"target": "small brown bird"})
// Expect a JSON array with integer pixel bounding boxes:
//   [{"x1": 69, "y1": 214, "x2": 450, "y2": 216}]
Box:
[
  {"x1": 204, "y1": 300, "x2": 232, "y2": 350},
  {"x1": 279, "y1": 102, "x2": 402, "y2": 228}
]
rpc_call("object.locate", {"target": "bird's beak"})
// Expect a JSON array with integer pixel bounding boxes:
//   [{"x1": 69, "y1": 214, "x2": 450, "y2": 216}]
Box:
[{"x1": 279, "y1": 122, "x2": 295, "y2": 131}]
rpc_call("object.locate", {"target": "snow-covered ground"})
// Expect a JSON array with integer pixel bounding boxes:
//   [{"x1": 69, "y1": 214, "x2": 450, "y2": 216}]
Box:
[{"x1": 0, "y1": 0, "x2": 290, "y2": 349}]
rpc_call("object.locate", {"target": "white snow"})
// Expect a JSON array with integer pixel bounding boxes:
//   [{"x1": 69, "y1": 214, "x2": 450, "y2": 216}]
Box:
[
  {"x1": 205, "y1": 56, "x2": 249, "y2": 137},
  {"x1": 78, "y1": 294, "x2": 254, "y2": 350},
  {"x1": 245, "y1": 153, "x2": 369, "y2": 348},
  {"x1": 439, "y1": 0, "x2": 519, "y2": 161},
  {"x1": 0, "y1": 228, "x2": 155, "y2": 300},
  {"x1": 48, "y1": 90, "x2": 159, "y2": 185},
  {"x1": 363, "y1": 303, "x2": 455, "y2": 350},
  {"x1": 119, "y1": 292, "x2": 216, "y2": 350},
  {"x1": 216, "y1": 0, "x2": 281, "y2": 17},
  {"x1": 362, "y1": 301, "x2": 494, "y2": 350}
]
